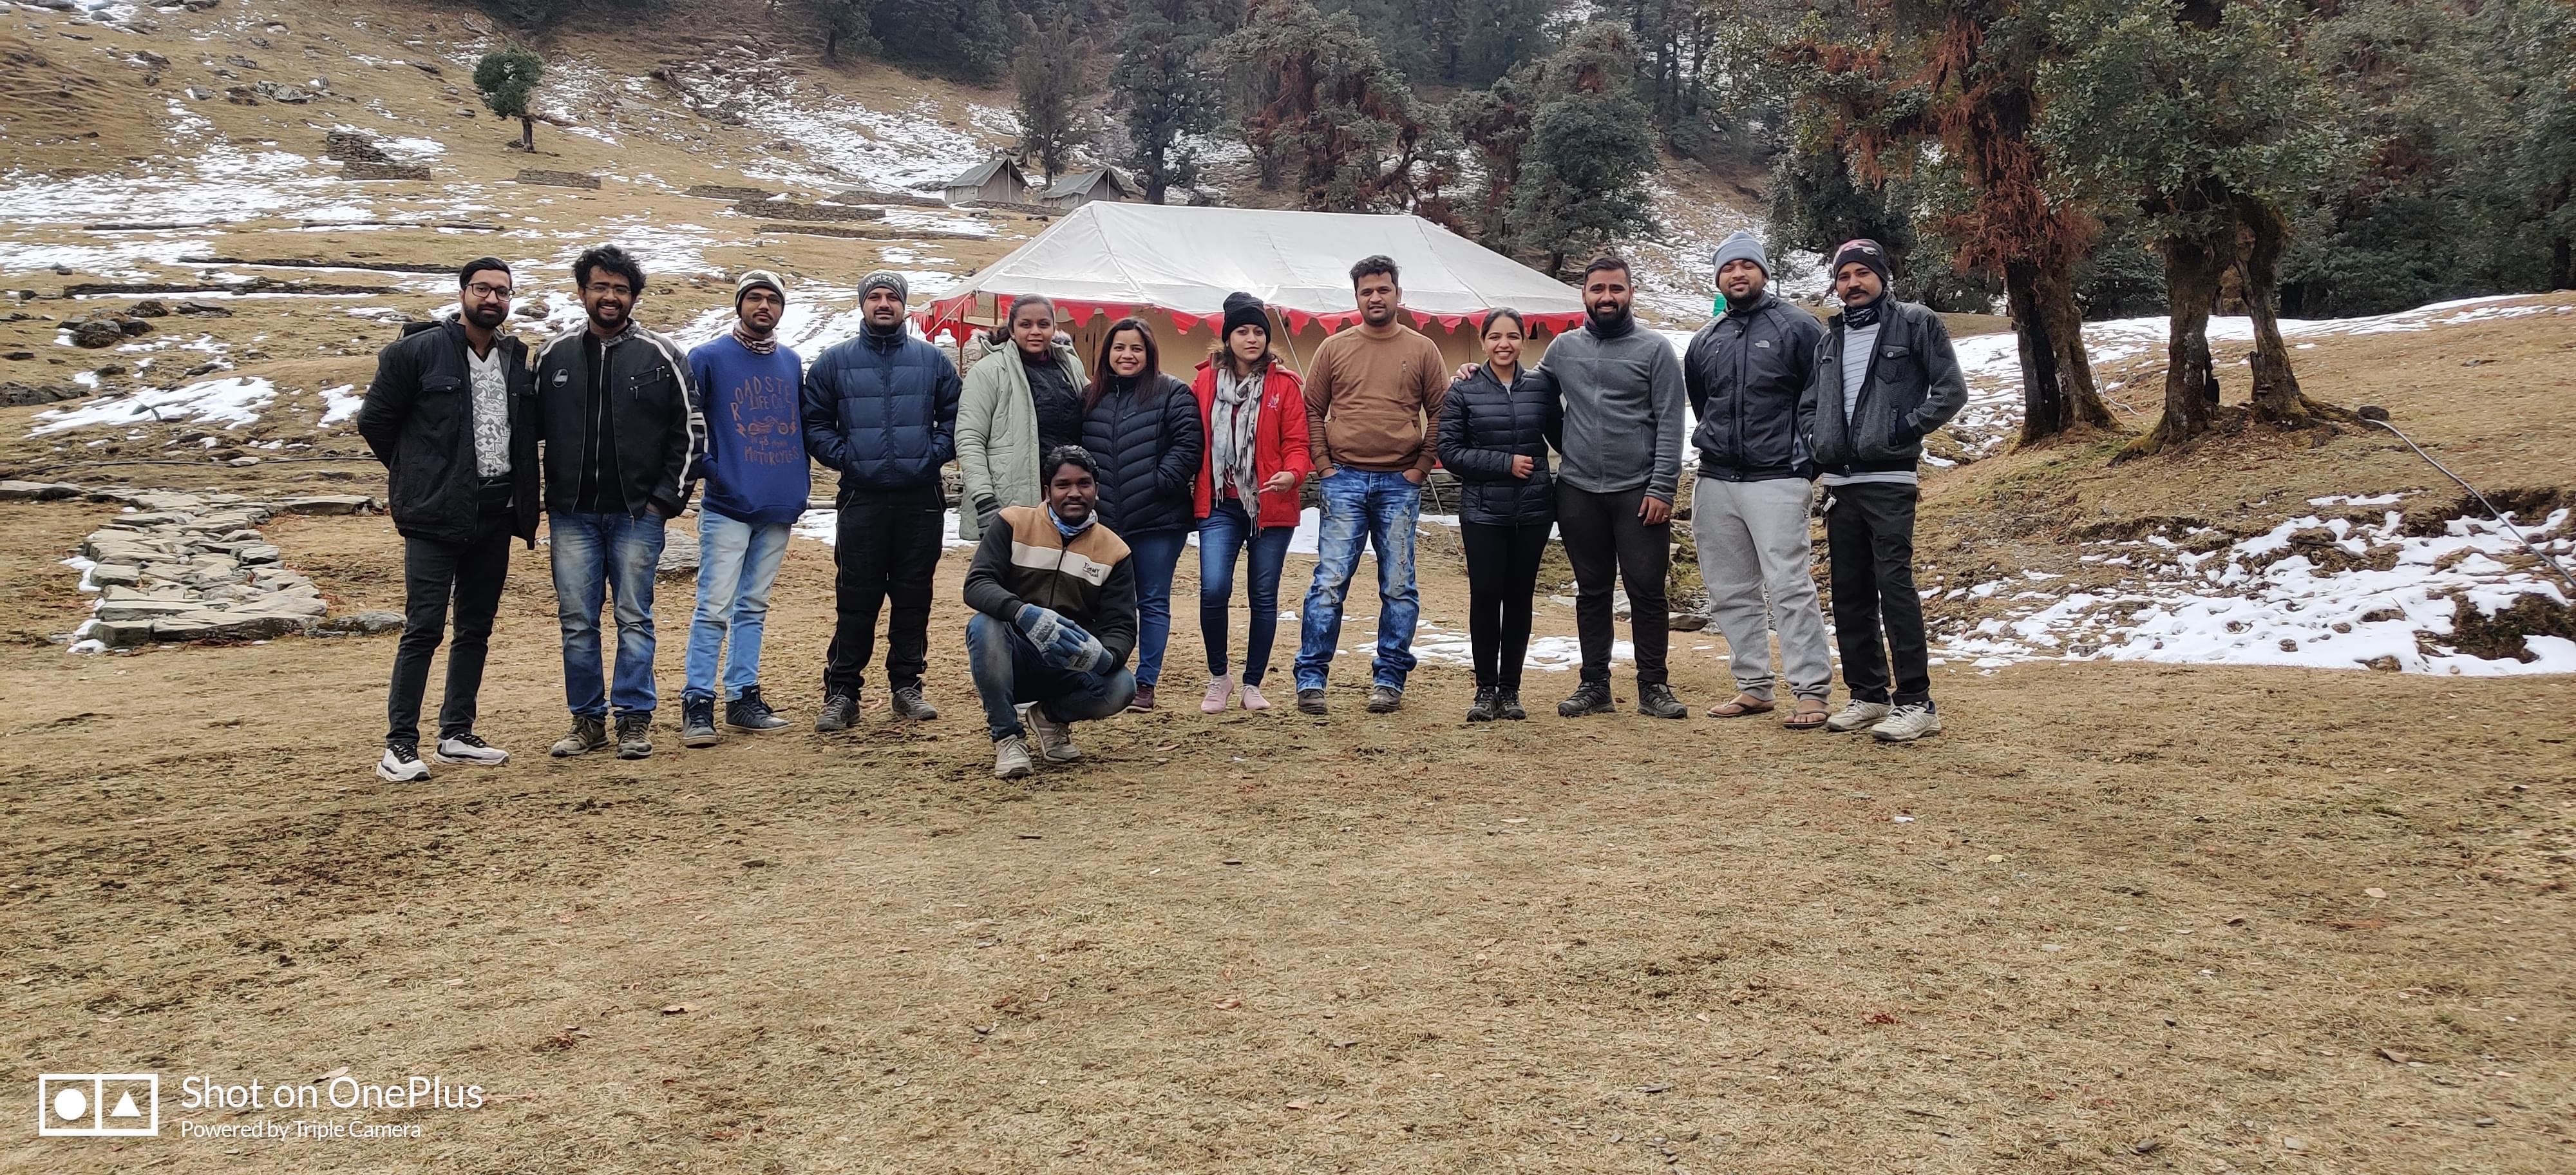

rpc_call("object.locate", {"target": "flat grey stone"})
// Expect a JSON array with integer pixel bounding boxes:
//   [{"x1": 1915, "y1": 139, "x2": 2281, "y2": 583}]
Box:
[
  {"x1": 0, "y1": 481, "x2": 85, "y2": 501},
  {"x1": 276, "y1": 494, "x2": 375, "y2": 515}
]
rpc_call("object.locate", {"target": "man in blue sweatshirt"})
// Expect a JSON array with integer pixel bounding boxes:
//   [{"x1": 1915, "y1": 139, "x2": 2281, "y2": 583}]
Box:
[{"x1": 678, "y1": 271, "x2": 810, "y2": 747}]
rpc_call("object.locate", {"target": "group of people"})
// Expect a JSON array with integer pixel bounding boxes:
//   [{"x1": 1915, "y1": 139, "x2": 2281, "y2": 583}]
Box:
[{"x1": 357, "y1": 231, "x2": 1965, "y2": 783}]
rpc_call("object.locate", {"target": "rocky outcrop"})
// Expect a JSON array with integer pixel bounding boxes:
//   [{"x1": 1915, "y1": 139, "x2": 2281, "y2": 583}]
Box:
[
  {"x1": 514, "y1": 169, "x2": 601, "y2": 189},
  {"x1": 48, "y1": 487, "x2": 377, "y2": 649}
]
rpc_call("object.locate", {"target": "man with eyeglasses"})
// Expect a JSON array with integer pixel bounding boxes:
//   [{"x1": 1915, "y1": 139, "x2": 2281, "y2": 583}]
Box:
[
  {"x1": 356, "y1": 256, "x2": 542, "y2": 783},
  {"x1": 533, "y1": 244, "x2": 705, "y2": 761}
]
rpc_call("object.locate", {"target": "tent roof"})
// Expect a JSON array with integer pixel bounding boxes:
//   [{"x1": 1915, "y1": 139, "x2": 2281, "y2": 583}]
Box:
[
  {"x1": 922, "y1": 203, "x2": 1584, "y2": 336},
  {"x1": 945, "y1": 155, "x2": 1024, "y2": 188},
  {"x1": 1043, "y1": 167, "x2": 1142, "y2": 200}
]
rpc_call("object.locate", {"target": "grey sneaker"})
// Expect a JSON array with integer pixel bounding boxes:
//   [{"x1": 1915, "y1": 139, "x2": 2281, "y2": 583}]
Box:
[
  {"x1": 550, "y1": 715, "x2": 609, "y2": 758},
  {"x1": 814, "y1": 693, "x2": 858, "y2": 732},
  {"x1": 992, "y1": 734, "x2": 1033, "y2": 779},
  {"x1": 1021, "y1": 703, "x2": 1081, "y2": 763},
  {"x1": 1296, "y1": 688, "x2": 1328, "y2": 716},
  {"x1": 432, "y1": 732, "x2": 509, "y2": 765},
  {"x1": 1366, "y1": 684, "x2": 1403, "y2": 713},
  {"x1": 1869, "y1": 703, "x2": 1943, "y2": 743},
  {"x1": 889, "y1": 684, "x2": 939, "y2": 721},
  {"x1": 376, "y1": 743, "x2": 430, "y2": 782},
  {"x1": 680, "y1": 696, "x2": 719, "y2": 748},
  {"x1": 1636, "y1": 682, "x2": 1688, "y2": 720},
  {"x1": 614, "y1": 712, "x2": 653, "y2": 759},
  {"x1": 1824, "y1": 700, "x2": 1893, "y2": 733},
  {"x1": 726, "y1": 686, "x2": 790, "y2": 732},
  {"x1": 1558, "y1": 680, "x2": 1613, "y2": 717}
]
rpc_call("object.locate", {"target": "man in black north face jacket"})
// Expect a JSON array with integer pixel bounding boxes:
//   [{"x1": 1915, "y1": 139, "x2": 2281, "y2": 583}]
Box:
[
  {"x1": 1683, "y1": 231, "x2": 1836, "y2": 728},
  {"x1": 355, "y1": 256, "x2": 540, "y2": 783}
]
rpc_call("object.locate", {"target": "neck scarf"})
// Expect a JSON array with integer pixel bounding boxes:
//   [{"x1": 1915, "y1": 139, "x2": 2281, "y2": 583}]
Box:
[
  {"x1": 1841, "y1": 294, "x2": 1887, "y2": 329},
  {"x1": 1211, "y1": 363, "x2": 1265, "y2": 506},
  {"x1": 1049, "y1": 505, "x2": 1093, "y2": 540},
  {"x1": 731, "y1": 321, "x2": 777, "y2": 355}
]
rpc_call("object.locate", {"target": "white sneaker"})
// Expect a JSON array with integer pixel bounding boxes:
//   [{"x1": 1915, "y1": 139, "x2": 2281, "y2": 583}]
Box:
[
  {"x1": 433, "y1": 733, "x2": 509, "y2": 765},
  {"x1": 992, "y1": 734, "x2": 1033, "y2": 779},
  {"x1": 1824, "y1": 700, "x2": 1892, "y2": 733},
  {"x1": 1868, "y1": 704, "x2": 1943, "y2": 743},
  {"x1": 1024, "y1": 703, "x2": 1081, "y2": 762},
  {"x1": 376, "y1": 745, "x2": 430, "y2": 783}
]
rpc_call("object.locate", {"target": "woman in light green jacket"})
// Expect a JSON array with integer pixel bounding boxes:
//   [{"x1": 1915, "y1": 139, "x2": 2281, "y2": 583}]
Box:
[{"x1": 956, "y1": 293, "x2": 1087, "y2": 541}]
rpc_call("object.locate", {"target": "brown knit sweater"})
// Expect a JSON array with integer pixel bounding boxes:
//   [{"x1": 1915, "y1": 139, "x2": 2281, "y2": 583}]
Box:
[{"x1": 1302, "y1": 323, "x2": 1448, "y2": 477}]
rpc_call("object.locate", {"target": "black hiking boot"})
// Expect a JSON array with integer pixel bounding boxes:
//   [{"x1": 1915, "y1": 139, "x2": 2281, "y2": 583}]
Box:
[
  {"x1": 1558, "y1": 680, "x2": 1615, "y2": 718},
  {"x1": 1466, "y1": 687, "x2": 1499, "y2": 723}
]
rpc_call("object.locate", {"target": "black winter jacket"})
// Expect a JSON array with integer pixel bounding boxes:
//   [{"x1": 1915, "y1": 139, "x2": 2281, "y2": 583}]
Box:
[
  {"x1": 1434, "y1": 363, "x2": 1559, "y2": 528},
  {"x1": 801, "y1": 324, "x2": 961, "y2": 495},
  {"x1": 1080, "y1": 373, "x2": 1204, "y2": 535},
  {"x1": 532, "y1": 322, "x2": 703, "y2": 517},
  {"x1": 1797, "y1": 298, "x2": 1969, "y2": 475},
  {"x1": 1684, "y1": 293, "x2": 1824, "y2": 481},
  {"x1": 357, "y1": 318, "x2": 540, "y2": 546}
]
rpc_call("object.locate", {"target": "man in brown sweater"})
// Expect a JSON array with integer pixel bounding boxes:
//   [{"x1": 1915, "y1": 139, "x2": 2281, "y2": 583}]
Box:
[{"x1": 1293, "y1": 254, "x2": 1448, "y2": 716}]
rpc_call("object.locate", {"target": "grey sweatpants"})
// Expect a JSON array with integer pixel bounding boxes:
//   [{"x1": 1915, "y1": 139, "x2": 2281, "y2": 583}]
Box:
[{"x1": 1690, "y1": 476, "x2": 1833, "y2": 702}]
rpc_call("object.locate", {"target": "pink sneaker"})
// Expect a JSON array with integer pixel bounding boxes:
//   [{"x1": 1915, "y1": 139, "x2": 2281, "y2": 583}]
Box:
[
  {"x1": 1200, "y1": 676, "x2": 1234, "y2": 714},
  {"x1": 1239, "y1": 683, "x2": 1271, "y2": 711}
]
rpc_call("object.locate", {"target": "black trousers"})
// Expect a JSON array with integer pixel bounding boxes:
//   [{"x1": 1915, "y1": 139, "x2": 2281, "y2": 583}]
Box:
[
  {"x1": 1824, "y1": 481, "x2": 1931, "y2": 706},
  {"x1": 825, "y1": 484, "x2": 942, "y2": 696},
  {"x1": 1461, "y1": 521, "x2": 1549, "y2": 692},
  {"x1": 1555, "y1": 484, "x2": 1669, "y2": 686},
  {"x1": 386, "y1": 511, "x2": 514, "y2": 748}
]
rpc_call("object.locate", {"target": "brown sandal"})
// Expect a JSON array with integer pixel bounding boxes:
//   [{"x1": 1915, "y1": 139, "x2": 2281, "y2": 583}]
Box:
[
  {"x1": 1784, "y1": 698, "x2": 1831, "y2": 731},
  {"x1": 1706, "y1": 693, "x2": 1776, "y2": 718}
]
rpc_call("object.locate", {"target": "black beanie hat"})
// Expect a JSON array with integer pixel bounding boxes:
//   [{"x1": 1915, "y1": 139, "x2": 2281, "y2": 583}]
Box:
[
  {"x1": 1830, "y1": 238, "x2": 1894, "y2": 290},
  {"x1": 1220, "y1": 291, "x2": 1269, "y2": 340}
]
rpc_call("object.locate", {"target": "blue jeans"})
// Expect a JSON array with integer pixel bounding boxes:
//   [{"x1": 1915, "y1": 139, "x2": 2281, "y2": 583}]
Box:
[
  {"x1": 964, "y1": 614, "x2": 1137, "y2": 741},
  {"x1": 683, "y1": 510, "x2": 790, "y2": 703},
  {"x1": 1294, "y1": 468, "x2": 1421, "y2": 692},
  {"x1": 551, "y1": 510, "x2": 667, "y2": 718},
  {"x1": 1124, "y1": 527, "x2": 1189, "y2": 688},
  {"x1": 1198, "y1": 499, "x2": 1296, "y2": 686}
]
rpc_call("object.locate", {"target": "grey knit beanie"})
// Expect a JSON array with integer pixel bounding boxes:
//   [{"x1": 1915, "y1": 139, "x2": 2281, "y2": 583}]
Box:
[
  {"x1": 734, "y1": 269, "x2": 786, "y2": 306},
  {"x1": 859, "y1": 269, "x2": 909, "y2": 304},
  {"x1": 1712, "y1": 230, "x2": 1768, "y2": 278}
]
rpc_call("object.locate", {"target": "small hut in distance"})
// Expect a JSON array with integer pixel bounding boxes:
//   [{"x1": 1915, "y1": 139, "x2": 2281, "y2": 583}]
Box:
[
  {"x1": 1039, "y1": 167, "x2": 1143, "y2": 212},
  {"x1": 943, "y1": 155, "x2": 1032, "y2": 206}
]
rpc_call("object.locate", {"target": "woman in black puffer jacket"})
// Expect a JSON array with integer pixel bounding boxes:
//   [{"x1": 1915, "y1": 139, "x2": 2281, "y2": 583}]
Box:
[
  {"x1": 1435, "y1": 308, "x2": 1560, "y2": 721},
  {"x1": 1082, "y1": 318, "x2": 1206, "y2": 711}
]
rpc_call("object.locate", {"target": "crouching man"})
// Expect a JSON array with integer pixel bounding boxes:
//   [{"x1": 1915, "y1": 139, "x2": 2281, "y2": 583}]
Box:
[{"x1": 961, "y1": 446, "x2": 1139, "y2": 779}]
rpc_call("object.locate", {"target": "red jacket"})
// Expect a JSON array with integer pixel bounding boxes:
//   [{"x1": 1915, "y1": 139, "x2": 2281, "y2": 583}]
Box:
[{"x1": 1191, "y1": 358, "x2": 1314, "y2": 530}]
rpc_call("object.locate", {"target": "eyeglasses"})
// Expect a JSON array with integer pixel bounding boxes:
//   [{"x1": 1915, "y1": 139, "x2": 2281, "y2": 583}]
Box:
[
  {"x1": 466, "y1": 282, "x2": 514, "y2": 298},
  {"x1": 584, "y1": 282, "x2": 634, "y2": 297}
]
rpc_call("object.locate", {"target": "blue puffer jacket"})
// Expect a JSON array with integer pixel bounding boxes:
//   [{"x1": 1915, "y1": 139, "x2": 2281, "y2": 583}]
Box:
[{"x1": 800, "y1": 325, "x2": 961, "y2": 493}]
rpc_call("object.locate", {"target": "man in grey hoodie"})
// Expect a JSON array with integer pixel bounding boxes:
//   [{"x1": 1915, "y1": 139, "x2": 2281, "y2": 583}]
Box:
[
  {"x1": 1796, "y1": 239, "x2": 1967, "y2": 743},
  {"x1": 1536, "y1": 254, "x2": 1690, "y2": 720}
]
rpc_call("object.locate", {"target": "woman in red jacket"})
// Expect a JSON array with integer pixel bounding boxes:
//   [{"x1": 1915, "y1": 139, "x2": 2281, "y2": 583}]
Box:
[{"x1": 1192, "y1": 292, "x2": 1312, "y2": 713}]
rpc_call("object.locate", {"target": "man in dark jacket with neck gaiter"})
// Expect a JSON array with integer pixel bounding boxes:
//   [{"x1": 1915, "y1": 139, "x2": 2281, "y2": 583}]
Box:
[
  {"x1": 1685, "y1": 231, "x2": 1834, "y2": 729},
  {"x1": 1536, "y1": 254, "x2": 1690, "y2": 720},
  {"x1": 1797, "y1": 239, "x2": 1967, "y2": 743},
  {"x1": 801, "y1": 269, "x2": 961, "y2": 733}
]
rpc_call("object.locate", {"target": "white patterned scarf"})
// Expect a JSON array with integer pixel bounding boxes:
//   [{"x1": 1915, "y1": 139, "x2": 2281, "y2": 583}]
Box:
[{"x1": 1210, "y1": 363, "x2": 1264, "y2": 506}]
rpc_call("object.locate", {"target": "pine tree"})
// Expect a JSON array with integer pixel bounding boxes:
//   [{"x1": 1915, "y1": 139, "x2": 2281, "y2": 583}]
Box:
[
  {"x1": 807, "y1": 0, "x2": 874, "y2": 62},
  {"x1": 1111, "y1": 0, "x2": 1220, "y2": 203},
  {"x1": 1788, "y1": 0, "x2": 2117, "y2": 446},
  {"x1": 473, "y1": 46, "x2": 544, "y2": 152},
  {"x1": 1214, "y1": 0, "x2": 1450, "y2": 215},
  {"x1": 1014, "y1": 15, "x2": 1087, "y2": 182},
  {"x1": 2043, "y1": 0, "x2": 2358, "y2": 458},
  {"x1": 1452, "y1": 24, "x2": 1658, "y2": 275}
]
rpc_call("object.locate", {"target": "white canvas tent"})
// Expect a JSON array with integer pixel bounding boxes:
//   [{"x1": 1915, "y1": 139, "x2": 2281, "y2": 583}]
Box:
[{"x1": 918, "y1": 203, "x2": 1587, "y2": 376}]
